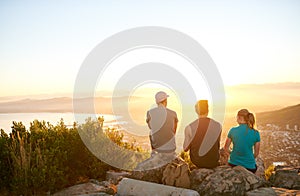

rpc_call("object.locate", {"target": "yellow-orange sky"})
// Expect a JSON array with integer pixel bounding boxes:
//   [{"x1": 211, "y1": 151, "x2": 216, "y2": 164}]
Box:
[{"x1": 1, "y1": 1, "x2": 300, "y2": 97}]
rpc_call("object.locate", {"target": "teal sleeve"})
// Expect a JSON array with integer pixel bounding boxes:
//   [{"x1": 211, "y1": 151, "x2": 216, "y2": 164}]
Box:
[
  {"x1": 227, "y1": 128, "x2": 233, "y2": 139},
  {"x1": 256, "y1": 131, "x2": 261, "y2": 142}
]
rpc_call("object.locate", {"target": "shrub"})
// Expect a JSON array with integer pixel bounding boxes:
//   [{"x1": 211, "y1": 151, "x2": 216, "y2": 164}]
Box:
[
  {"x1": 0, "y1": 117, "x2": 144, "y2": 195},
  {"x1": 0, "y1": 129, "x2": 12, "y2": 190}
]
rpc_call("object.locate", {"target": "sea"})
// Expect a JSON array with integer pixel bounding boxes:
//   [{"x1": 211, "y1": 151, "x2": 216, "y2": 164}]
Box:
[
  {"x1": 0, "y1": 113, "x2": 121, "y2": 134},
  {"x1": 0, "y1": 112, "x2": 190, "y2": 151},
  {"x1": 0, "y1": 112, "x2": 231, "y2": 152}
]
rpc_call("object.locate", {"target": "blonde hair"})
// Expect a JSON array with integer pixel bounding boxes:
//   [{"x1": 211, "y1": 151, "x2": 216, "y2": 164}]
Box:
[{"x1": 237, "y1": 109, "x2": 256, "y2": 130}]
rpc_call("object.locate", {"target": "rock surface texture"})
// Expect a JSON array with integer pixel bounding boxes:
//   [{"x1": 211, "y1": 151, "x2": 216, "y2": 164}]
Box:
[
  {"x1": 52, "y1": 160, "x2": 300, "y2": 196},
  {"x1": 117, "y1": 178, "x2": 199, "y2": 196},
  {"x1": 130, "y1": 156, "x2": 185, "y2": 184},
  {"x1": 190, "y1": 165, "x2": 267, "y2": 196},
  {"x1": 269, "y1": 165, "x2": 300, "y2": 190}
]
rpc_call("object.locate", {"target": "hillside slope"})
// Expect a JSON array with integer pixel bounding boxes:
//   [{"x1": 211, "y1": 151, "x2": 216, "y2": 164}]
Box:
[{"x1": 256, "y1": 104, "x2": 300, "y2": 128}]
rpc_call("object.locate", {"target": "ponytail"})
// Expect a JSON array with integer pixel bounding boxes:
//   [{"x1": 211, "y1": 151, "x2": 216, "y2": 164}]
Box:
[
  {"x1": 237, "y1": 109, "x2": 257, "y2": 130},
  {"x1": 247, "y1": 113, "x2": 255, "y2": 129}
]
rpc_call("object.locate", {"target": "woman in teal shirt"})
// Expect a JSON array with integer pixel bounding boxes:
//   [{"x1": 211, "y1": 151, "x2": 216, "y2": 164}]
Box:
[{"x1": 224, "y1": 109, "x2": 260, "y2": 173}]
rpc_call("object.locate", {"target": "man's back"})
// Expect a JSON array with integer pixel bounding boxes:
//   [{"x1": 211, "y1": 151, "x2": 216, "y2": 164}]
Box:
[
  {"x1": 146, "y1": 106, "x2": 178, "y2": 153},
  {"x1": 185, "y1": 117, "x2": 221, "y2": 168}
]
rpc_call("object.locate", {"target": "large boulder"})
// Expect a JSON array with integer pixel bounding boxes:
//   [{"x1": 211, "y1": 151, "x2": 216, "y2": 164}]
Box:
[
  {"x1": 191, "y1": 165, "x2": 267, "y2": 195},
  {"x1": 269, "y1": 166, "x2": 300, "y2": 189},
  {"x1": 130, "y1": 153, "x2": 181, "y2": 184}
]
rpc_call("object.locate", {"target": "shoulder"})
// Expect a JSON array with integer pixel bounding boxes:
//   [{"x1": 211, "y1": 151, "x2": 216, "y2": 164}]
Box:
[
  {"x1": 231, "y1": 125, "x2": 240, "y2": 130},
  {"x1": 147, "y1": 107, "x2": 155, "y2": 113},
  {"x1": 188, "y1": 119, "x2": 199, "y2": 127},
  {"x1": 248, "y1": 127, "x2": 260, "y2": 134},
  {"x1": 146, "y1": 109, "x2": 152, "y2": 116},
  {"x1": 209, "y1": 118, "x2": 221, "y2": 126},
  {"x1": 228, "y1": 125, "x2": 239, "y2": 134},
  {"x1": 209, "y1": 118, "x2": 222, "y2": 127},
  {"x1": 253, "y1": 129, "x2": 260, "y2": 136},
  {"x1": 147, "y1": 107, "x2": 160, "y2": 114},
  {"x1": 166, "y1": 108, "x2": 177, "y2": 116},
  {"x1": 166, "y1": 108, "x2": 176, "y2": 113},
  {"x1": 185, "y1": 119, "x2": 198, "y2": 132}
]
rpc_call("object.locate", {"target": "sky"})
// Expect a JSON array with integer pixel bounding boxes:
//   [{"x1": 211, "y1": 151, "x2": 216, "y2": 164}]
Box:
[{"x1": 0, "y1": 0, "x2": 300, "y2": 97}]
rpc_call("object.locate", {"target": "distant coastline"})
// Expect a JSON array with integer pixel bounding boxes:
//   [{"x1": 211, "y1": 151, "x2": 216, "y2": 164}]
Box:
[{"x1": 1, "y1": 82, "x2": 299, "y2": 114}]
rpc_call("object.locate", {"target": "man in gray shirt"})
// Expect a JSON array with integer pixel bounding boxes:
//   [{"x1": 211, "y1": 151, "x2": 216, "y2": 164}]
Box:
[{"x1": 146, "y1": 91, "x2": 178, "y2": 155}]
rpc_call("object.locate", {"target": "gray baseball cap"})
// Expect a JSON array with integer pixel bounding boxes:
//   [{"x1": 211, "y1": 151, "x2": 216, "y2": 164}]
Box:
[{"x1": 155, "y1": 91, "x2": 169, "y2": 103}]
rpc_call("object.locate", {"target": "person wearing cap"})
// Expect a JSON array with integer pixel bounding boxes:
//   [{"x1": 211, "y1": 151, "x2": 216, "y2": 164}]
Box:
[
  {"x1": 146, "y1": 91, "x2": 178, "y2": 155},
  {"x1": 183, "y1": 100, "x2": 222, "y2": 169}
]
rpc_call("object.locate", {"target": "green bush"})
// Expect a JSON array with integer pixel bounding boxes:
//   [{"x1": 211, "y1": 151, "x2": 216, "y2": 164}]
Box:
[
  {"x1": 0, "y1": 117, "x2": 143, "y2": 195},
  {"x1": 0, "y1": 129, "x2": 12, "y2": 190}
]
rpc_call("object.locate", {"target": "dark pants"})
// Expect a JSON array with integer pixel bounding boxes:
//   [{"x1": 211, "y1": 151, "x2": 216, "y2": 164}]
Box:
[{"x1": 228, "y1": 163, "x2": 257, "y2": 173}]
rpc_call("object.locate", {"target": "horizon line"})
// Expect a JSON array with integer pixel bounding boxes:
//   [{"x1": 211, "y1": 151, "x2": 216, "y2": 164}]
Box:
[{"x1": 1, "y1": 81, "x2": 300, "y2": 99}]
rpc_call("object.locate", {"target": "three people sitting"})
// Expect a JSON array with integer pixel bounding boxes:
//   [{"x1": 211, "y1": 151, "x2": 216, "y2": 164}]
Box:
[{"x1": 146, "y1": 91, "x2": 260, "y2": 172}]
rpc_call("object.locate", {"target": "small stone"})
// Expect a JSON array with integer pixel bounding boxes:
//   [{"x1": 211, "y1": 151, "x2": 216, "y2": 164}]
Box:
[{"x1": 106, "y1": 171, "x2": 130, "y2": 184}]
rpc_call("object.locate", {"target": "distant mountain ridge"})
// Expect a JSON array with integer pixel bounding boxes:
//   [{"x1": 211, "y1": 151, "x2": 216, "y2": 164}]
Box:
[
  {"x1": 0, "y1": 96, "x2": 142, "y2": 113},
  {"x1": 256, "y1": 103, "x2": 300, "y2": 129},
  {"x1": 1, "y1": 96, "x2": 299, "y2": 131}
]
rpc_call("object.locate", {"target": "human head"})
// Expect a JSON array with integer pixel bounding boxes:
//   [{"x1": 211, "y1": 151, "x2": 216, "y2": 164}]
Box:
[
  {"x1": 237, "y1": 109, "x2": 256, "y2": 129},
  {"x1": 195, "y1": 100, "x2": 209, "y2": 116},
  {"x1": 155, "y1": 91, "x2": 169, "y2": 105}
]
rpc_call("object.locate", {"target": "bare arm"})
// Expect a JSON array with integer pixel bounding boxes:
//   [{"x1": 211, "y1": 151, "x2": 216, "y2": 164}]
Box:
[
  {"x1": 183, "y1": 125, "x2": 192, "y2": 152},
  {"x1": 223, "y1": 137, "x2": 232, "y2": 157},
  {"x1": 146, "y1": 111, "x2": 151, "y2": 129},
  {"x1": 173, "y1": 119, "x2": 178, "y2": 134},
  {"x1": 254, "y1": 142, "x2": 260, "y2": 158}
]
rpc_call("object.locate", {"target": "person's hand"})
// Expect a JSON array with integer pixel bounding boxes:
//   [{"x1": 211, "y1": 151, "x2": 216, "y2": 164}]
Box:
[
  {"x1": 219, "y1": 148, "x2": 229, "y2": 165},
  {"x1": 222, "y1": 148, "x2": 230, "y2": 160}
]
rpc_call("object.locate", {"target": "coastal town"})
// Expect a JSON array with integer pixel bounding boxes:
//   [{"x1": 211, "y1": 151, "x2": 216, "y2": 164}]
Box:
[{"x1": 259, "y1": 124, "x2": 300, "y2": 167}]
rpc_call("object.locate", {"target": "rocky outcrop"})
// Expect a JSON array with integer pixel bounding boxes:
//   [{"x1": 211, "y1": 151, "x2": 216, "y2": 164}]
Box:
[
  {"x1": 269, "y1": 165, "x2": 300, "y2": 190},
  {"x1": 130, "y1": 163, "x2": 166, "y2": 184},
  {"x1": 190, "y1": 165, "x2": 267, "y2": 195},
  {"x1": 130, "y1": 154, "x2": 271, "y2": 195},
  {"x1": 132, "y1": 156, "x2": 269, "y2": 195},
  {"x1": 52, "y1": 158, "x2": 300, "y2": 195},
  {"x1": 130, "y1": 155, "x2": 182, "y2": 184}
]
